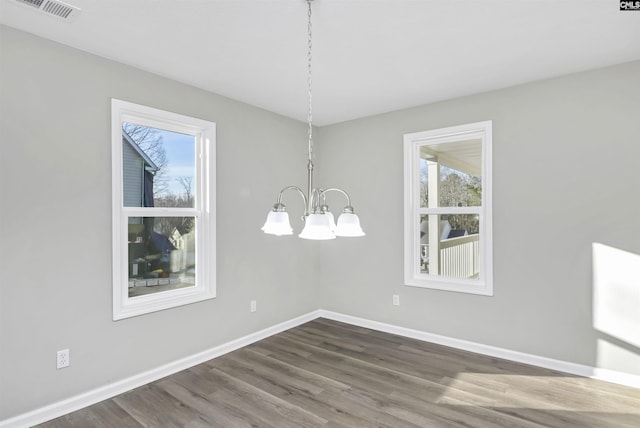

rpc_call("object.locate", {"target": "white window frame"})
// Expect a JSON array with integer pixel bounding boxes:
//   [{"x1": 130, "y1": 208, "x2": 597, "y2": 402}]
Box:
[
  {"x1": 112, "y1": 99, "x2": 216, "y2": 320},
  {"x1": 403, "y1": 121, "x2": 493, "y2": 296}
]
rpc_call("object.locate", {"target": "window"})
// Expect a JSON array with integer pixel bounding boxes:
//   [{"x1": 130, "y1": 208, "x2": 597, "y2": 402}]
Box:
[
  {"x1": 404, "y1": 121, "x2": 492, "y2": 295},
  {"x1": 112, "y1": 99, "x2": 216, "y2": 320}
]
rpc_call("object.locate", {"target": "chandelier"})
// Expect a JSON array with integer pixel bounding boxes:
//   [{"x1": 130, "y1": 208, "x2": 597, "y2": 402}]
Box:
[{"x1": 262, "y1": 0, "x2": 365, "y2": 240}]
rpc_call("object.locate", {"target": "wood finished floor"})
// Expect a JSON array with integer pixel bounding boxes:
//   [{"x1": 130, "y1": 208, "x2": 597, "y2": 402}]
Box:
[{"x1": 37, "y1": 318, "x2": 640, "y2": 428}]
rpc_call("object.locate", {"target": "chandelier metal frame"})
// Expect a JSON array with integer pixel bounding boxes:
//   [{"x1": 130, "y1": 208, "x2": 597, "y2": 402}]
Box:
[{"x1": 262, "y1": 0, "x2": 365, "y2": 240}]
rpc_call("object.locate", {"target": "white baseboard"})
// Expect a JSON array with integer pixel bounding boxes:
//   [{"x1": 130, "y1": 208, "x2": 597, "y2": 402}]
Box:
[
  {"x1": 318, "y1": 310, "x2": 640, "y2": 390},
  {"x1": 0, "y1": 310, "x2": 322, "y2": 428},
  {"x1": 3, "y1": 308, "x2": 639, "y2": 427}
]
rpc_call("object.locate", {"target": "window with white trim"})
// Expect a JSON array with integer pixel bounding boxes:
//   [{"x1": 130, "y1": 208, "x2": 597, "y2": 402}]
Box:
[
  {"x1": 404, "y1": 121, "x2": 493, "y2": 295},
  {"x1": 112, "y1": 99, "x2": 216, "y2": 320}
]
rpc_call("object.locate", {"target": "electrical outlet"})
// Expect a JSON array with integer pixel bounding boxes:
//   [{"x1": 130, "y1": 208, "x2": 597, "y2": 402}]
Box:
[
  {"x1": 250, "y1": 300, "x2": 257, "y2": 312},
  {"x1": 57, "y1": 349, "x2": 70, "y2": 369},
  {"x1": 393, "y1": 294, "x2": 400, "y2": 306}
]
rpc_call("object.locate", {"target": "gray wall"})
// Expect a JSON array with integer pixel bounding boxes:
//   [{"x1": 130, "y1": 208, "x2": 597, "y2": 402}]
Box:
[
  {"x1": 316, "y1": 60, "x2": 640, "y2": 376},
  {"x1": 1, "y1": 23, "x2": 639, "y2": 421},
  {"x1": 0, "y1": 25, "x2": 319, "y2": 419},
  {"x1": 122, "y1": 140, "x2": 144, "y2": 207}
]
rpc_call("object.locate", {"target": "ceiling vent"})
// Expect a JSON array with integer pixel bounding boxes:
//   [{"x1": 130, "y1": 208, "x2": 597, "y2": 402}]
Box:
[{"x1": 13, "y1": 0, "x2": 80, "y2": 21}]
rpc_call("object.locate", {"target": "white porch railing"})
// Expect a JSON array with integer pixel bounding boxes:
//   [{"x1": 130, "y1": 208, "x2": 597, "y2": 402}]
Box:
[
  {"x1": 421, "y1": 234, "x2": 480, "y2": 279},
  {"x1": 440, "y1": 234, "x2": 479, "y2": 278}
]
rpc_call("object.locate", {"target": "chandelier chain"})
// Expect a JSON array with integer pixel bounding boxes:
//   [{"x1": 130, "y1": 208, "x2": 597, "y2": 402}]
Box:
[
  {"x1": 307, "y1": 0, "x2": 313, "y2": 162},
  {"x1": 262, "y1": 0, "x2": 364, "y2": 239}
]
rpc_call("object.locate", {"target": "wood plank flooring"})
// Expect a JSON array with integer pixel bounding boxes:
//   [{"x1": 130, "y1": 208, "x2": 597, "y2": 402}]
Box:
[{"x1": 37, "y1": 318, "x2": 640, "y2": 427}]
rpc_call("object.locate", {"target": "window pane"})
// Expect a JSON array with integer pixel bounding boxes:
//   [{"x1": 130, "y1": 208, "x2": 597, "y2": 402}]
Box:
[
  {"x1": 127, "y1": 216, "x2": 196, "y2": 297},
  {"x1": 439, "y1": 167, "x2": 481, "y2": 207},
  {"x1": 419, "y1": 158, "x2": 430, "y2": 208},
  {"x1": 419, "y1": 140, "x2": 482, "y2": 208},
  {"x1": 122, "y1": 123, "x2": 196, "y2": 208},
  {"x1": 419, "y1": 214, "x2": 480, "y2": 279}
]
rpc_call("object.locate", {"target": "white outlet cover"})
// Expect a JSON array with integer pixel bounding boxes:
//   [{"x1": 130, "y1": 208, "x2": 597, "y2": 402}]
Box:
[{"x1": 56, "y1": 349, "x2": 70, "y2": 369}]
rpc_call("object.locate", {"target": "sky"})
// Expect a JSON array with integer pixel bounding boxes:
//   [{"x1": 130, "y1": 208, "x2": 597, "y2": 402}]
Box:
[{"x1": 158, "y1": 129, "x2": 195, "y2": 195}]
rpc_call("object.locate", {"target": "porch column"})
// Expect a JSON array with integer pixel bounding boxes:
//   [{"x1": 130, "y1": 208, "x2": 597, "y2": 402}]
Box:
[{"x1": 427, "y1": 160, "x2": 440, "y2": 275}]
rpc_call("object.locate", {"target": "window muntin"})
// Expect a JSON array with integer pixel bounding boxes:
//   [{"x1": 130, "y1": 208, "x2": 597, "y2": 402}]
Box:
[
  {"x1": 112, "y1": 99, "x2": 216, "y2": 319},
  {"x1": 404, "y1": 121, "x2": 492, "y2": 295}
]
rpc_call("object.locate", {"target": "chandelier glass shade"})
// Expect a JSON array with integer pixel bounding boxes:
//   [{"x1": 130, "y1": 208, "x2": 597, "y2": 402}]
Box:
[
  {"x1": 299, "y1": 213, "x2": 335, "y2": 240},
  {"x1": 262, "y1": 0, "x2": 365, "y2": 240},
  {"x1": 261, "y1": 210, "x2": 293, "y2": 236}
]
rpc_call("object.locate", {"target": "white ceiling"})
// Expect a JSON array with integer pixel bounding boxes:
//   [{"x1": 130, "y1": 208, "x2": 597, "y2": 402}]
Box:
[{"x1": 2, "y1": 0, "x2": 639, "y2": 125}]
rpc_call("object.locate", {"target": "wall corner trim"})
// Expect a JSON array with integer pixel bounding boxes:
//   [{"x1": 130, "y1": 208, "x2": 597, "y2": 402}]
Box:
[{"x1": 3, "y1": 309, "x2": 638, "y2": 427}]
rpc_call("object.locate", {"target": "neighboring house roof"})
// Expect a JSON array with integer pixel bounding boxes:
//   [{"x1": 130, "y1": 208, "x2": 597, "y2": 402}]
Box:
[{"x1": 123, "y1": 130, "x2": 159, "y2": 172}]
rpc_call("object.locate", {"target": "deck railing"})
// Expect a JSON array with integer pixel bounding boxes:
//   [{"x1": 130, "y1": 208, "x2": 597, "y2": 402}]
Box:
[
  {"x1": 421, "y1": 234, "x2": 480, "y2": 279},
  {"x1": 440, "y1": 234, "x2": 479, "y2": 278}
]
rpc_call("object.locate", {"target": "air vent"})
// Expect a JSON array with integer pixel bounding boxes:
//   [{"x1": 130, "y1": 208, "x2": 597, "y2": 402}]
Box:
[
  {"x1": 18, "y1": 0, "x2": 45, "y2": 7},
  {"x1": 13, "y1": 0, "x2": 80, "y2": 21}
]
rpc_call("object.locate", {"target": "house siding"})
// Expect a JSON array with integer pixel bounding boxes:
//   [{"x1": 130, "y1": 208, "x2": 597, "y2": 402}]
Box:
[{"x1": 122, "y1": 139, "x2": 144, "y2": 208}]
